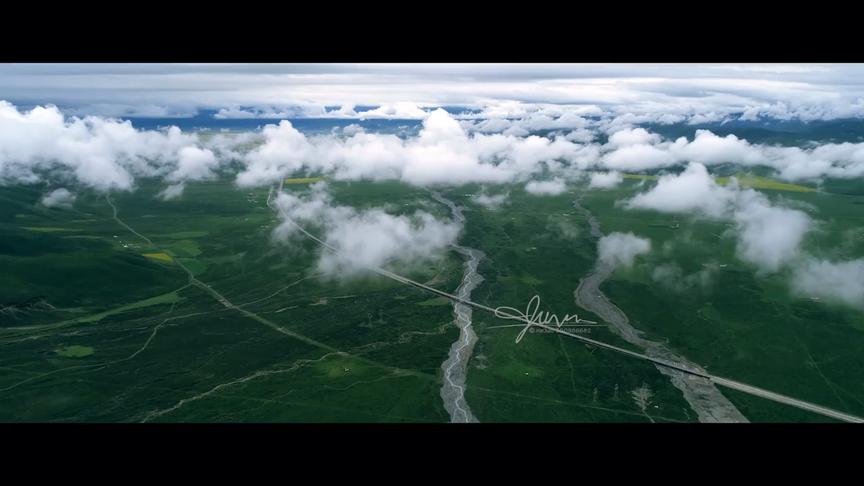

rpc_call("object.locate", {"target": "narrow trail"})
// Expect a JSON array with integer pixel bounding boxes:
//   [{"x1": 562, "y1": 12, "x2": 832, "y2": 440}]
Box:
[
  {"x1": 430, "y1": 191, "x2": 484, "y2": 423},
  {"x1": 572, "y1": 198, "x2": 749, "y2": 423}
]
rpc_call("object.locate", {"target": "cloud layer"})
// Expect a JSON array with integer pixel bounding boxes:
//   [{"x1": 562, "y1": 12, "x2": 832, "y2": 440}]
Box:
[
  {"x1": 602, "y1": 129, "x2": 864, "y2": 181},
  {"x1": 236, "y1": 109, "x2": 593, "y2": 188},
  {"x1": 6, "y1": 64, "x2": 864, "y2": 123},
  {"x1": 7, "y1": 100, "x2": 864, "y2": 198}
]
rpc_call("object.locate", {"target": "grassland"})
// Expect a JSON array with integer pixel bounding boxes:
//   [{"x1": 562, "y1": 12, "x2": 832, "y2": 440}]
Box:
[
  {"x1": 0, "y1": 178, "x2": 464, "y2": 422},
  {"x1": 562, "y1": 177, "x2": 864, "y2": 421},
  {"x1": 1, "y1": 172, "x2": 862, "y2": 422},
  {"x1": 55, "y1": 345, "x2": 94, "y2": 358}
]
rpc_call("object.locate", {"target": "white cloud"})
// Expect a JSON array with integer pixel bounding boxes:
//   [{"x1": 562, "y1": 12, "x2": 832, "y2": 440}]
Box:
[
  {"x1": 0, "y1": 101, "x2": 214, "y2": 192},
  {"x1": 668, "y1": 130, "x2": 763, "y2": 166},
  {"x1": 341, "y1": 123, "x2": 364, "y2": 136},
  {"x1": 417, "y1": 109, "x2": 467, "y2": 145},
  {"x1": 597, "y1": 128, "x2": 864, "y2": 181},
  {"x1": 216, "y1": 102, "x2": 433, "y2": 121},
  {"x1": 236, "y1": 109, "x2": 591, "y2": 188},
  {"x1": 732, "y1": 190, "x2": 812, "y2": 272},
  {"x1": 525, "y1": 178, "x2": 567, "y2": 195},
  {"x1": 272, "y1": 183, "x2": 461, "y2": 279},
  {"x1": 473, "y1": 191, "x2": 509, "y2": 209},
  {"x1": 236, "y1": 120, "x2": 312, "y2": 187},
  {"x1": 202, "y1": 131, "x2": 261, "y2": 161},
  {"x1": 214, "y1": 103, "x2": 328, "y2": 119},
  {"x1": 621, "y1": 158, "x2": 859, "y2": 309},
  {"x1": 606, "y1": 127, "x2": 661, "y2": 148},
  {"x1": 17, "y1": 65, "x2": 864, "y2": 121},
  {"x1": 598, "y1": 232, "x2": 651, "y2": 268},
  {"x1": 216, "y1": 103, "x2": 433, "y2": 122},
  {"x1": 356, "y1": 102, "x2": 430, "y2": 119},
  {"x1": 8, "y1": 64, "x2": 864, "y2": 126},
  {"x1": 158, "y1": 183, "x2": 185, "y2": 201},
  {"x1": 7, "y1": 97, "x2": 864, "y2": 204},
  {"x1": 791, "y1": 258, "x2": 864, "y2": 309},
  {"x1": 651, "y1": 263, "x2": 715, "y2": 292},
  {"x1": 565, "y1": 128, "x2": 595, "y2": 143},
  {"x1": 626, "y1": 163, "x2": 734, "y2": 218},
  {"x1": 318, "y1": 209, "x2": 460, "y2": 277},
  {"x1": 624, "y1": 162, "x2": 812, "y2": 273},
  {"x1": 602, "y1": 143, "x2": 677, "y2": 172},
  {"x1": 491, "y1": 111, "x2": 591, "y2": 132},
  {"x1": 166, "y1": 146, "x2": 218, "y2": 183},
  {"x1": 469, "y1": 118, "x2": 513, "y2": 134},
  {"x1": 501, "y1": 126, "x2": 530, "y2": 137},
  {"x1": 40, "y1": 188, "x2": 76, "y2": 208},
  {"x1": 588, "y1": 171, "x2": 623, "y2": 189}
]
